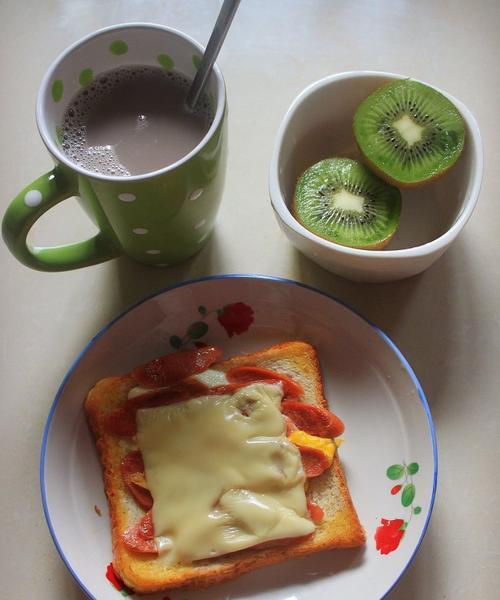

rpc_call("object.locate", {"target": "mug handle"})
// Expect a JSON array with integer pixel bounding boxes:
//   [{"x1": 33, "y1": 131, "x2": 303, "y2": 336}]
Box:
[{"x1": 2, "y1": 167, "x2": 121, "y2": 271}]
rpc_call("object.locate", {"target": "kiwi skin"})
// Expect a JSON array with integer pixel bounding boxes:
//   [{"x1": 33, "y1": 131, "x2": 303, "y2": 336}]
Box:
[
  {"x1": 293, "y1": 158, "x2": 401, "y2": 250},
  {"x1": 329, "y1": 228, "x2": 395, "y2": 250},
  {"x1": 296, "y1": 220, "x2": 396, "y2": 250}
]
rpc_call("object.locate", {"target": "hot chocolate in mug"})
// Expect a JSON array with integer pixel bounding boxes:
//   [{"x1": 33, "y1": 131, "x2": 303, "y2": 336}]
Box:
[{"x1": 2, "y1": 23, "x2": 227, "y2": 270}]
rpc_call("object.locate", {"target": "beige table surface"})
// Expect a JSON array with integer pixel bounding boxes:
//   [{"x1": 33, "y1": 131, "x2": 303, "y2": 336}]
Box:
[{"x1": 1, "y1": 1, "x2": 499, "y2": 598}]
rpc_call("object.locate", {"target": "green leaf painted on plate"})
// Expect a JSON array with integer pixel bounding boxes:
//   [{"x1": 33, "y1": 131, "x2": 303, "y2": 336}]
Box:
[
  {"x1": 401, "y1": 483, "x2": 416, "y2": 507},
  {"x1": 198, "y1": 305, "x2": 207, "y2": 316},
  {"x1": 407, "y1": 462, "x2": 420, "y2": 475},
  {"x1": 386, "y1": 464, "x2": 405, "y2": 480},
  {"x1": 400, "y1": 521, "x2": 408, "y2": 530},
  {"x1": 413, "y1": 506, "x2": 422, "y2": 515},
  {"x1": 187, "y1": 321, "x2": 209, "y2": 339},
  {"x1": 170, "y1": 335, "x2": 183, "y2": 349}
]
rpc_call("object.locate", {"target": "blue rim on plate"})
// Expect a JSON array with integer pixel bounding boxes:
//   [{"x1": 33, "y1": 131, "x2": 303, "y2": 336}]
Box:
[{"x1": 40, "y1": 273, "x2": 438, "y2": 600}]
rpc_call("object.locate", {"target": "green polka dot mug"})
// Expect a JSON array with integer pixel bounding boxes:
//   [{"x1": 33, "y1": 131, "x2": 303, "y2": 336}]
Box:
[{"x1": 2, "y1": 23, "x2": 227, "y2": 270}]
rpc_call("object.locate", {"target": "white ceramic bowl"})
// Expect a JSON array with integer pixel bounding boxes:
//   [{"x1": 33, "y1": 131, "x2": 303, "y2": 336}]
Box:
[{"x1": 269, "y1": 71, "x2": 483, "y2": 282}]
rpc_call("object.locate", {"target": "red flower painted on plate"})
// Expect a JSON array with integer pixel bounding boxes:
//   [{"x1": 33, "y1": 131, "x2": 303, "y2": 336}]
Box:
[
  {"x1": 217, "y1": 302, "x2": 254, "y2": 337},
  {"x1": 391, "y1": 484, "x2": 402, "y2": 495},
  {"x1": 105, "y1": 563, "x2": 131, "y2": 595},
  {"x1": 105, "y1": 563, "x2": 122, "y2": 591},
  {"x1": 374, "y1": 518, "x2": 405, "y2": 555}
]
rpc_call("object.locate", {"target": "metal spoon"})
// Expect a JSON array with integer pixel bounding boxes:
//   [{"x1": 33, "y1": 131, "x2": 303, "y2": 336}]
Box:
[{"x1": 185, "y1": 0, "x2": 241, "y2": 110}]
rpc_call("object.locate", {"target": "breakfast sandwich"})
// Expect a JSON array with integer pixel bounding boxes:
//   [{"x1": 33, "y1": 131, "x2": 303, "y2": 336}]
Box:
[{"x1": 85, "y1": 341, "x2": 365, "y2": 593}]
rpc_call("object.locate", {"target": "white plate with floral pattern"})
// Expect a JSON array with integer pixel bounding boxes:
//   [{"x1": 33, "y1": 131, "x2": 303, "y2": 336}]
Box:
[{"x1": 41, "y1": 275, "x2": 437, "y2": 600}]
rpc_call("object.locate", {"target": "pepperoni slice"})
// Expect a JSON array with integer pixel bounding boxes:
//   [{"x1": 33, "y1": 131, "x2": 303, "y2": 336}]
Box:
[
  {"x1": 281, "y1": 400, "x2": 344, "y2": 438},
  {"x1": 104, "y1": 406, "x2": 137, "y2": 437},
  {"x1": 298, "y1": 445, "x2": 330, "y2": 477},
  {"x1": 121, "y1": 451, "x2": 153, "y2": 510},
  {"x1": 226, "y1": 366, "x2": 304, "y2": 399},
  {"x1": 122, "y1": 511, "x2": 157, "y2": 554},
  {"x1": 131, "y1": 346, "x2": 223, "y2": 388},
  {"x1": 307, "y1": 499, "x2": 325, "y2": 524}
]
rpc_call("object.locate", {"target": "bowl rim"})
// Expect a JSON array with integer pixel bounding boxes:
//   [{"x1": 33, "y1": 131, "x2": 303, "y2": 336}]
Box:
[{"x1": 269, "y1": 70, "x2": 483, "y2": 259}]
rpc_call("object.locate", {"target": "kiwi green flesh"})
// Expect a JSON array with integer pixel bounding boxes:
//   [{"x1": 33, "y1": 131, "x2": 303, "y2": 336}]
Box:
[
  {"x1": 354, "y1": 79, "x2": 465, "y2": 184},
  {"x1": 294, "y1": 158, "x2": 401, "y2": 248}
]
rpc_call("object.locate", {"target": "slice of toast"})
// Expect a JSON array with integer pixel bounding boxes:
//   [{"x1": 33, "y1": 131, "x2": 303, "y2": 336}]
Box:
[{"x1": 85, "y1": 341, "x2": 365, "y2": 593}]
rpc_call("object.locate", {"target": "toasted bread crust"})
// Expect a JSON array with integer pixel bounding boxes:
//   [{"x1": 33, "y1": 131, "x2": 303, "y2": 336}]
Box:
[{"x1": 85, "y1": 341, "x2": 365, "y2": 593}]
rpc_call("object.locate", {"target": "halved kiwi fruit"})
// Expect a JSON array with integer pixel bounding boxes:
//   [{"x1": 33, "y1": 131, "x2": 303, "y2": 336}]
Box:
[
  {"x1": 354, "y1": 79, "x2": 465, "y2": 186},
  {"x1": 293, "y1": 158, "x2": 401, "y2": 249}
]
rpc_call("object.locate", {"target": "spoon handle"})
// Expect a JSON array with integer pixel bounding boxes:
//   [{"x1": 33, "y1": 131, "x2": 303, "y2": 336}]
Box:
[{"x1": 185, "y1": 0, "x2": 241, "y2": 110}]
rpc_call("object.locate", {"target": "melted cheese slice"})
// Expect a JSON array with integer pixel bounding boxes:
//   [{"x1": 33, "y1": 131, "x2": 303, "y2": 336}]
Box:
[{"x1": 136, "y1": 382, "x2": 314, "y2": 565}]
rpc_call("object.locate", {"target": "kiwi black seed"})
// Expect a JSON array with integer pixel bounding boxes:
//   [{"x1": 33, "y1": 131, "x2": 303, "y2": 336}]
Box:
[
  {"x1": 354, "y1": 79, "x2": 465, "y2": 186},
  {"x1": 293, "y1": 158, "x2": 401, "y2": 250}
]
